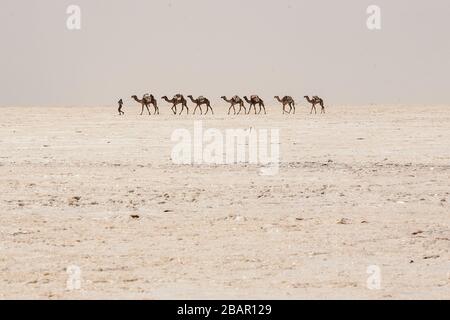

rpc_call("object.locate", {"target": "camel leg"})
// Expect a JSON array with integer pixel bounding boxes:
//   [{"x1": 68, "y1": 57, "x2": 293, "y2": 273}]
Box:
[
  {"x1": 172, "y1": 105, "x2": 177, "y2": 115},
  {"x1": 146, "y1": 105, "x2": 151, "y2": 115},
  {"x1": 180, "y1": 104, "x2": 189, "y2": 115},
  {"x1": 140, "y1": 104, "x2": 144, "y2": 116},
  {"x1": 204, "y1": 104, "x2": 213, "y2": 115},
  {"x1": 195, "y1": 105, "x2": 203, "y2": 115},
  {"x1": 292, "y1": 103, "x2": 296, "y2": 115},
  {"x1": 260, "y1": 104, "x2": 266, "y2": 115}
]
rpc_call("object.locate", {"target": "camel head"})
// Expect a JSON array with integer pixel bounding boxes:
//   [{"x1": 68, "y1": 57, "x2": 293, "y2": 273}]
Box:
[
  {"x1": 221, "y1": 96, "x2": 226, "y2": 100},
  {"x1": 161, "y1": 96, "x2": 168, "y2": 100},
  {"x1": 131, "y1": 95, "x2": 142, "y2": 102}
]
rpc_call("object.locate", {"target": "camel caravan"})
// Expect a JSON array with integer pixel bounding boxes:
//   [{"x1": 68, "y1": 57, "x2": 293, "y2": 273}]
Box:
[{"x1": 119, "y1": 94, "x2": 326, "y2": 116}]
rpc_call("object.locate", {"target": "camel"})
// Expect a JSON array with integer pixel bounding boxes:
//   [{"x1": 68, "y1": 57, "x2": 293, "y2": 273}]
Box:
[
  {"x1": 221, "y1": 96, "x2": 246, "y2": 115},
  {"x1": 243, "y1": 95, "x2": 266, "y2": 115},
  {"x1": 187, "y1": 95, "x2": 214, "y2": 115},
  {"x1": 274, "y1": 96, "x2": 295, "y2": 114},
  {"x1": 131, "y1": 95, "x2": 152, "y2": 115},
  {"x1": 161, "y1": 94, "x2": 189, "y2": 115},
  {"x1": 304, "y1": 96, "x2": 326, "y2": 114},
  {"x1": 143, "y1": 94, "x2": 159, "y2": 115}
]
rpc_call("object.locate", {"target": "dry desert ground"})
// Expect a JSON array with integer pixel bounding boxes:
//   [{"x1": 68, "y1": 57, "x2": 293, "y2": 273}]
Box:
[{"x1": 0, "y1": 105, "x2": 449, "y2": 299}]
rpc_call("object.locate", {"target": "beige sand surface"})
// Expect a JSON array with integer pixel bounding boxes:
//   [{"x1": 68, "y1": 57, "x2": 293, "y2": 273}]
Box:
[{"x1": 0, "y1": 105, "x2": 449, "y2": 299}]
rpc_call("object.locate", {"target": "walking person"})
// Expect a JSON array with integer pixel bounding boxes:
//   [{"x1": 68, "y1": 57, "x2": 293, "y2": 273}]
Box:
[{"x1": 118, "y1": 99, "x2": 125, "y2": 115}]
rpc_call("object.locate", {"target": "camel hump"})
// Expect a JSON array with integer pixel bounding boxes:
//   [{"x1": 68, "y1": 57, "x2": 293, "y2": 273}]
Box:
[
  {"x1": 174, "y1": 94, "x2": 183, "y2": 100},
  {"x1": 251, "y1": 95, "x2": 259, "y2": 100},
  {"x1": 232, "y1": 95, "x2": 240, "y2": 101},
  {"x1": 198, "y1": 96, "x2": 205, "y2": 100}
]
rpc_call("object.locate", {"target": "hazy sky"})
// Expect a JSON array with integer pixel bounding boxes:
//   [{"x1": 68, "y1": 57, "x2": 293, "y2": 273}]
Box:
[{"x1": 0, "y1": 0, "x2": 449, "y2": 106}]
